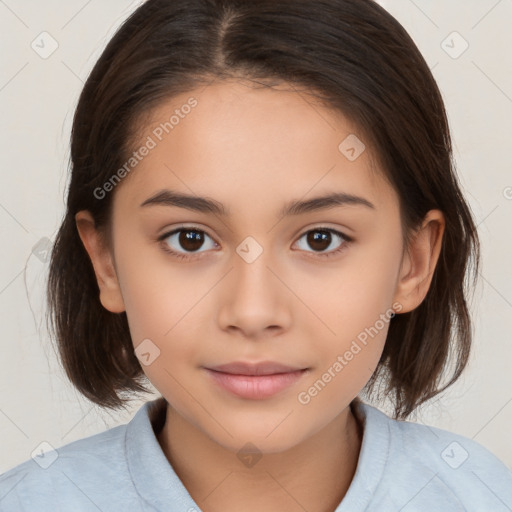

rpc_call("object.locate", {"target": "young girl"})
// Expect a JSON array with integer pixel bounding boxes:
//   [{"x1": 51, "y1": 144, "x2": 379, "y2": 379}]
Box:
[{"x1": 1, "y1": 0, "x2": 511, "y2": 510}]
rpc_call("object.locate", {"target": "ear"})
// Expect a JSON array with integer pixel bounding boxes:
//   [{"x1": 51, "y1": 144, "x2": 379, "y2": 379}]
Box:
[
  {"x1": 75, "y1": 210, "x2": 125, "y2": 313},
  {"x1": 392, "y1": 209, "x2": 445, "y2": 313}
]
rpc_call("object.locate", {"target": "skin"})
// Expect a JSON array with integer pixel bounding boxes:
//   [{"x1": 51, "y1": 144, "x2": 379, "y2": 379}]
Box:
[{"x1": 76, "y1": 79, "x2": 445, "y2": 512}]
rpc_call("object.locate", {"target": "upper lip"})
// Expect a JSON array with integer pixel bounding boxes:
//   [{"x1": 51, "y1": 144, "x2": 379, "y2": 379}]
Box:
[{"x1": 206, "y1": 361, "x2": 307, "y2": 376}]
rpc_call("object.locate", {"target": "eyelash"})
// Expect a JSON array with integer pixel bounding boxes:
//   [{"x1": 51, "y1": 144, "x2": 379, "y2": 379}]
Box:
[{"x1": 157, "y1": 226, "x2": 353, "y2": 261}]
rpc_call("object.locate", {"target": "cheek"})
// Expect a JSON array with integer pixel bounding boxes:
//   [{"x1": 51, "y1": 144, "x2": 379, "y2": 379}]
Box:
[
  {"x1": 120, "y1": 269, "x2": 205, "y2": 404},
  {"x1": 297, "y1": 281, "x2": 395, "y2": 419},
  {"x1": 115, "y1": 234, "x2": 203, "y2": 339},
  {"x1": 113, "y1": 239, "x2": 206, "y2": 381},
  {"x1": 309, "y1": 242, "x2": 402, "y2": 343},
  {"x1": 299, "y1": 231, "x2": 402, "y2": 392}
]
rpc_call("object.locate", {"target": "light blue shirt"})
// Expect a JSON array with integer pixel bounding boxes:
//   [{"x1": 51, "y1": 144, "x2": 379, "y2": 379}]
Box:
[{"x1": 1, "y1": 397, "x2": 511, "y2": 511}]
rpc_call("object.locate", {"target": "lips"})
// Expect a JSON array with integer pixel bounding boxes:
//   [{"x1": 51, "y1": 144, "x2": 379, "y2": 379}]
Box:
[
  {"x1": 206, "y1": 361, "x2": 306, "y2": 376},
  {"x1": 203, "y1": 361, "x2": 309, "y2": 399}
]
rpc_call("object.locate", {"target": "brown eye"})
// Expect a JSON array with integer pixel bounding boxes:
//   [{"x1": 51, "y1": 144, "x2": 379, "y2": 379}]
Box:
[
  {"x1": 306, "y1": 230, "x2": 332, "y2": 251},
  {"x1": 162, "y1": 228, "x2": 217, "y2": 256},
  {"x1": 295, "y1": 228, "x2": 350, "y2": 256},
  {"x1": 178, "y1": 230, "x2": 205, "y2": 252}
]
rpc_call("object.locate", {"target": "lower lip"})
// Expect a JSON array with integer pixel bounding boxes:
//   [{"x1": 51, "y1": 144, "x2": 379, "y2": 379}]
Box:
[{"x1": 204, "y1": 368, "x2": 309, "y2": 399}]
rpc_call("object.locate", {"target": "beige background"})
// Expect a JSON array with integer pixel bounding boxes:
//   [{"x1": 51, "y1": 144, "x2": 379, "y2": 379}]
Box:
[{"x1": 0, "y1": 0, "x2": 511, "y2": 472}]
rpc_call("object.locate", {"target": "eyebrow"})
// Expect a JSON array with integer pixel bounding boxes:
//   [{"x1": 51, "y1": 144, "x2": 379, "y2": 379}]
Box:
[{"x1": 140, "y1": 189, "x2": 375, "y2": 217}]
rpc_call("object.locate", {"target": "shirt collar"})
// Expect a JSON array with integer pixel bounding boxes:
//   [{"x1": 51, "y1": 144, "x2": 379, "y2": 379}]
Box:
[
  {"x1": 125, "y1": 397, "x2": 202, "y2": 510},
  {"x1": 125, "y1": 397, "x2": 390, "y2": 511},
  {"x1": 334, "y1": 399, "x2": 391, "y2": 510}
]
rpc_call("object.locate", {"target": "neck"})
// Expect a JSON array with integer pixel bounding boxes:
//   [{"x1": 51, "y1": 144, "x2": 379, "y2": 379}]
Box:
[{"x1": 156, "y1": 400, "x2": 363, "y2": 512}]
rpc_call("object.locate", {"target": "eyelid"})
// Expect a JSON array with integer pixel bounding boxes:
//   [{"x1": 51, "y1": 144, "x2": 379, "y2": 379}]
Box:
[
  {"x1": 299, "y1": 226, "x2": 352, "y2": 242},
  {"x1": 295, "y1": 221, "x2": 353, "y2": 239},
  {"x1": 158, "y1": 223, "x2": 217, "y2": 241}
]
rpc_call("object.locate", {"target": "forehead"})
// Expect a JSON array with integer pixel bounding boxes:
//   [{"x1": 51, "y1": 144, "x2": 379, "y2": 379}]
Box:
[{"x1": 115, "y1": 80, "x2": 396, "y2": 215}]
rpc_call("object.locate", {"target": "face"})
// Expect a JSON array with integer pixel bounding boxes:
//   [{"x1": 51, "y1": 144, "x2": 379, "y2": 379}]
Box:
[{"x1": 78, "y1": 79, "x2": 440, "y2": 453}]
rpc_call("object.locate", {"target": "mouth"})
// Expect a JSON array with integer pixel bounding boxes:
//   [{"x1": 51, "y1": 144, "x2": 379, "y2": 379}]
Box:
[
  {"x1": 203, "y1": 361, "x2": 310, "y2": 399},
  {"x1": 207, "y1": 361, "x2": 307, "y2": 376}
]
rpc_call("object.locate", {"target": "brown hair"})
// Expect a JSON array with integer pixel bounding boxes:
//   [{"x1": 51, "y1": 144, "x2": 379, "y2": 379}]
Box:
[{"x1": 47, "y1": 0, "x2": 480, "y2": 419}]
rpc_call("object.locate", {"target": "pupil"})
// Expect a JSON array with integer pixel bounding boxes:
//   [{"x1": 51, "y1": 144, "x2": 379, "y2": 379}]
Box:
[
  {"x1": 308, "y1": 230, "x2": 330, "y2": 251},
  {"x1": 180, "y1": 230, "x2": 204, "y2": 251}
]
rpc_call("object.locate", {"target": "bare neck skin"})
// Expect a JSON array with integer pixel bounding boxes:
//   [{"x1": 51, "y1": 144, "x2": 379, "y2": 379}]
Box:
[{"x1": 157, "y1": 400, "x2": 362, "y2": 512}]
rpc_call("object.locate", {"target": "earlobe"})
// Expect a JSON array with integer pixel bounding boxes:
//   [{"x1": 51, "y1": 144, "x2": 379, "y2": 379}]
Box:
[
  {"x1": 392, "y1": 210, "x2": 445, "y2": 314},
  {"x1": 75, "y1": 211, "x2": 126, "y2": 313}
]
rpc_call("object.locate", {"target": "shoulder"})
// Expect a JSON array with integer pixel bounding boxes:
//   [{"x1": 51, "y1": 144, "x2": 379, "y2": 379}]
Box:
[
  {"x1": 357, "y1": 402, "x2": 512, "y2": 511},
  {"x1": 0, "y1": 421, "x2": 143, "y2": 512}
]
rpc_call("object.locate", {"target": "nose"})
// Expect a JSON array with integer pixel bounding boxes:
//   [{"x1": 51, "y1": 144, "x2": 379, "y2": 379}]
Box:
[{"x1": 216, "y1": 242, "x2": 292, "y2": 339}]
